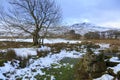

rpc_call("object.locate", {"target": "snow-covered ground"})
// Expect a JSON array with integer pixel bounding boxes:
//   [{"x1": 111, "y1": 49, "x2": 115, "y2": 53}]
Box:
[
  {"x1": 0, "y1": 47, "x2": 82, "y2": 80},
  {"x1": 0, "y1": 38, "x2": 81, "y2": 43},
  {"x1": 94, "y1": 57, "x2": 120, "y2": 80},
  {"x1": 109, "y1": 57, "x2": 120, "y2": 74},
  {"x1": 109, "y1": 57, "x2": 120, "y2": 63},
  {"x1": 98, "y1": 43, "x2": 110, "y2": 49},
  {"x1": 110, "y1": 64, "x2": 120, "y2": 74},
  {"x1": 94, "y1": 74, "x2": 114, "y2": 80},
  {"x1": 0, "y1": 41, "x2": 120, "y2": 80}
]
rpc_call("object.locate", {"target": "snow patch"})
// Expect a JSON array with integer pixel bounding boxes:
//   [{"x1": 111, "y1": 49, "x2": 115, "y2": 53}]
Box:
[
  {"x1": 109, "y1": 57, "x2": 120, "y2": 63},
  {"x1": 110, "y1": 64, "x2": 120, "y2": 74},
  {"x1": 99, "y1": 43, "x2": 110, "y2": 49},
  {"x1": 51, "y1": 75, "x2": 55, "y2": 80},
  {"x1": 0, "y1": 50, "x2": 82, "y2": 79},
  {"x1": 14, "y1": 48, "x2": 37, "y2": 58},
  {"x1": 13, "y1": 46, "x2": 51, "y2": 58},
  {"x1": 94, "y1": 74, "x2": 114, "y2": 80},
  {"x1": 37, "y1": 46, "x2": 51, "y2": 52},
  {"x1": 0, "y1": 38, "x2": 81, "y2": 44}
]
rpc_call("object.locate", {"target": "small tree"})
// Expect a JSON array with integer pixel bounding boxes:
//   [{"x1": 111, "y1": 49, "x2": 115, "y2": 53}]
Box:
[
  {"x1": 0, "y1": 0, "x2": 61, "y2": 46},
  {"x1": 84, "y1": 32, "x2": 100, "y2": 39},
  {"x1": 114, "y1": 31, "x2": 120, "y2": 39},
  {"x1": 69, "y1": 30, "x2": 75, "y2": 35}
]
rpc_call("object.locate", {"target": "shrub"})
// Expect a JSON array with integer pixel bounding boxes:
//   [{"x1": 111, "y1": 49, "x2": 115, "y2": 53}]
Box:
[
  {"x1": 103, "y1": 45, "x2": 119, "y2": 57},
  {"x1": 74, "y1": 58, "x2": 90, "y2": 80},
  {"x1": 107, "y1": 68, "x2": 116, "y2": 77},
  {"x1": 0, "y1": 52, "x2": 5, "y2": 59},
  {"x1": 106, "y1": 60, "x2": 119, "y2": 67},
  {"x1": 111, "y1": 45, "x2": 119, "y2": 53},
  {"x1": 104, "y1": 49, "x2": 111, "y2": 53},
  {"x1": 19, "y1": 57, "x2": 30, "y2": 68},
  {"x1": 97, "y1": 53, "x2": 105, "y2": 61},
  {"x1": 5, "y1": 49, "x2": 31, "y2": 68},
  {"x1": 37, "y1": 50, "x2": 49, "y2": 57},
  {"x1": 74, "y1": 49, "x2": 107, "y2": 79},
  {"x1": 5, "y1": 49, "x2": 17, "y2": 61},
  {"x1": 80, "y1": 41, "x2": 100, "y2": 49},
  {"x1": 117, "y1": 71, "x2": 120, "y2": 79},
  {"x1": 50, "y1": 43, "x2": 67, "y2": 53},
  {"x1": 84, "y1": 32, "x2": 100, "y2": 39},
  {"x1": 0, "y1": 59, "x2": 7, "y2": 66}
]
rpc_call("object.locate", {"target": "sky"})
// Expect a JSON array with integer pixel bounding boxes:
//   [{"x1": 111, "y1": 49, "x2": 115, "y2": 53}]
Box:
[
  {"x1": 0, "y1": 0, "x2": 120, "y2": 28},
  {"x1": 57, "y1": 0, "x2": 120, "y2": 28}
]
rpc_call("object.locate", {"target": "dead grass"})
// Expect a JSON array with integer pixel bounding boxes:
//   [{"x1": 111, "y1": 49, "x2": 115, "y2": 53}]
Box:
[
  {"x1": 0, "y1": 41, "x2": 32, "y2": 49},
  {"x1": 0, "y1": 39, "x2": 120, "y2": 49},
  {"x1": 86, "y1": 39, "x2": 120, "y2": 45}
]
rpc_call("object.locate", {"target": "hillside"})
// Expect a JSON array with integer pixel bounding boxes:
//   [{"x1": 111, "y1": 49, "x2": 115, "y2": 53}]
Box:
[{"x1": 0, "y1": 22, "x2": 120, "y2": 37}]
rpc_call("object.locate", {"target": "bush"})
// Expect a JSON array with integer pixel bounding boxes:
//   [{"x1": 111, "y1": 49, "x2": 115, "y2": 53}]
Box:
[
  {"x1": 106, "y1": 60, "x2": 119, "y2": 67},
  {"x1": 5, "y1": 49, "x2": 30, "y2": 68},
  {"x1": 0, "y1": 52, "x2": 5, "y2": 59},
  {"x1": 103, "y1": 45, "x2": 119, "y2": 57},
  {"x1": 107, "y1": 68, "x2": 116, "y2": 77},
  {"x1": 19, "y1": 56, "x2": 30, "y2": 68},
  {"x1": 74, "y1": 58, "x2": 90, "y2": 80},
  {"x1": 50, "y1": 43, "x2": 67, "y2": 53},
  {"x1": 117, "y1": 71, "x2": 120, "y2": 79},
  {"x1": 74, "y1": 49, "x2": 107, "y2": 79},
  {"x1": 84, "y1": 32, "x2": 100, "y2": 39},
  {"x1": 0, "y1": 59, "x2": 7, "y2": 66},
  {"x1": 19, "y1": 59, "x2": 28, "y2": 68},
  {"x1": 111, "y1": 45, "x2": 119, "y2": 53},
  {"x1": 80, "y1": 41, "x2": 100, "y2": 49},
  {"x1": 108, "y1": 46, "x2": 119, "y2": 53},
  {"x1": 5, "y1": 49, "x2": 17, "y2": 61},
  {"x1": 37, "y1": 50, "x2": 49, "y2": 57}
]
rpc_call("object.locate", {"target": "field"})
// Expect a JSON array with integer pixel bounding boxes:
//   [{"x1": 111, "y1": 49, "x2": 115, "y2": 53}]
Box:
[{"x1": 0, "y1": 38, "x2": 120, "y2": 80}]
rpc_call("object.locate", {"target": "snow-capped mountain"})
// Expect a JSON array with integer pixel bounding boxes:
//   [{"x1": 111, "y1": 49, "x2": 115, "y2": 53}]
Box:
[
  {"x1": 0, "y1": 22, "x2": 119, "y2": 37},
  {"x1": 69, "y1": 22, "x2": 118, "y2": 35}
]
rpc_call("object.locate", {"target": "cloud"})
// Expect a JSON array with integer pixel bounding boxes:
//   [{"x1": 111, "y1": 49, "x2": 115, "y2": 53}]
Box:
[
  {"x1": 63, "y1": 18, "x2": 90, "y2": 25},
  {"x1": 57, "y1": 0, "x2": 120, "y2": 28},
  {"x1": 100, "y1": 22, "x2": 120, "y2": 28}
]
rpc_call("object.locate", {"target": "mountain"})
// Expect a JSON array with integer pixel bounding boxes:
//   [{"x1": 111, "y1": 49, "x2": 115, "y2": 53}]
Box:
[
  {"x1": 0, "y1": 22, "x2": 120, "y2": 37},
  {"x1": 69, "y1": 22, "x2": 118, "y2": 35}
]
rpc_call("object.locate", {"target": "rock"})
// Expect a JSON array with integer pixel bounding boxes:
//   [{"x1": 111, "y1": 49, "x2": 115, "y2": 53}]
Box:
[{"x1": 75, "y1": 48, "x2": 107, "y2": 79}]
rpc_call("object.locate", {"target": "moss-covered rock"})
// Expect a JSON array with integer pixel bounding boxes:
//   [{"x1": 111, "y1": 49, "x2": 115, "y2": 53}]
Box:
[
  {"x1": 74, "y1": 48, "x2": 107, "y2": 79},
  {"x1": 117, "y1": 71, "x2": 120, "y2": 79}
]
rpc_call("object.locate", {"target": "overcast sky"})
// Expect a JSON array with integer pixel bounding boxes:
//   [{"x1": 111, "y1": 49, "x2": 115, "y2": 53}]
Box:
[
  {"x1": 1, "y1": 0, "x2": 120, "y2": 28},
  {"x1": 57, "y1": 0, "x2": 120, "y2": 28}
]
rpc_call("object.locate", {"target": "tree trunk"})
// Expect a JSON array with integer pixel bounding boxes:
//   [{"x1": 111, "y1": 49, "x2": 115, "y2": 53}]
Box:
[
  {"x1": 33, "y1": 30, "x2": 39, "y2": 46},
  {"x1": 41, "y1": 37, "x2": 44, "y2": 46}
]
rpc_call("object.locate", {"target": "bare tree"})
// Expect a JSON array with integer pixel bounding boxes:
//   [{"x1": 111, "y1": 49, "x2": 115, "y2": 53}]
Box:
[{"x1": 0, "y1": 0, "x2": 61, "y2": 46}]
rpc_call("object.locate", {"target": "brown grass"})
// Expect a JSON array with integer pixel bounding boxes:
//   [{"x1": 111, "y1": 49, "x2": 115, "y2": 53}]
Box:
[
  {"x1": 5, "y1": 49, "x2": 17, "y2": 61},
  {"x1": 86, "y1": 39, "x2": 120, "y2": 46},
  {"x1": 0, "y1": 39, "x2": 119, "y2": 49},
  {"x1": 0, "y1": 41, "x2": 32, "y2": 49}
]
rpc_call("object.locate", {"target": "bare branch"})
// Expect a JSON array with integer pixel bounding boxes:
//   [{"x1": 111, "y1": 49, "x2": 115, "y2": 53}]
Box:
[{"x1": 0, "y1": 0, "x2": 62, "y2": 46}]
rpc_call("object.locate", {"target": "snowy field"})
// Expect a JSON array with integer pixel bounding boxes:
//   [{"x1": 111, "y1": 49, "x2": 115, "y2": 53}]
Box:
[
  {"x1": 0, "y1": 38, "x2": 81, "y2": 44},
  {"x1": 0, "y1": 47, "x2": 82, "y2": 80},
  {"x1": 0, "y1": 39, "x2": 120, "y2": 80},
  {"x1": 1, "y1": 47, "x2": 120, "y2": 80}
]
